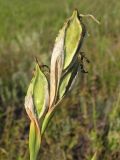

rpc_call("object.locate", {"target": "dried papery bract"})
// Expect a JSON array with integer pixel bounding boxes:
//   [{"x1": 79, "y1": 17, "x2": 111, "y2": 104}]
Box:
[{"x1": 49, "y1": 24, "x2": 67, "y2": 107}]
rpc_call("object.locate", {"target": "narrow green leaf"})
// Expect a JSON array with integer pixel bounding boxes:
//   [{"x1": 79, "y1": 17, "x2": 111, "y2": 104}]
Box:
[
  {"x1": 59, "y1": 71, "x2": 72, "y2": 98},
  {"x1": 33, "y1": 64, "x2": 49, "y2": 119},
  {"x1": 63, "y1": 9, "x2": 85, "y2": 69},
  {"x1": 59, "y1": 59, "x2": 79, "y2": 99},
  {"x1": 91, "y1": 152, "x2": 97, "y2": 160},
  {"x1": 41, "y1": 109, "x2": 54, "y2": 136},
  {"x1": 29, "y1": 120, "x2": 41, "y2": 160}
]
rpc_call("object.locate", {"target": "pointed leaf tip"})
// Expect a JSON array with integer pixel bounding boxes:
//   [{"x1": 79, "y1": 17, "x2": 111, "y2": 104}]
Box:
[{"x1": 63, "y1": 10, "x2": 85, "y2": 69}]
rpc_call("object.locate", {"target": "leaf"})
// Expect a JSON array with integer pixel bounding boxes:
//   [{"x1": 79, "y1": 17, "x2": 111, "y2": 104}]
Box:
[
  {"x1": 33, "y1": 64, "x2": 49, "y2": 119},
  {"x1": 59, "y1": 59, "x2": 79, "y2": 99},
  {"x1": 63, "y1": 9, "x2": 85, "y2": 69},
  {"x1": 49, "y1": 24, "x2": 67, "y2": 107},
  {"x1": 29, "y1": 120, "x2": 41, "y2": 160},
  {"x1": 24, "y1": 77, "x2": 36, "y2": 121},
  {"x1": 41, "y1": 109, "x2": 53, "y2": 136},
  {"x1": 91, "y1": 152, "x2": 97, "y2": 160}
]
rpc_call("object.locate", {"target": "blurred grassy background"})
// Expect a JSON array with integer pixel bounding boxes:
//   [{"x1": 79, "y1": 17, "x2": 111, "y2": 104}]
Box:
[{"x1": 0, "y1": 0, "x2": 120, "y2": 159}]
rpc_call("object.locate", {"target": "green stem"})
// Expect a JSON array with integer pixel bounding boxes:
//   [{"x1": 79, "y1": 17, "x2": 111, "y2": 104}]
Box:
[{"x1": 92, "y1": 97, "x2": 97, "y2": 133}]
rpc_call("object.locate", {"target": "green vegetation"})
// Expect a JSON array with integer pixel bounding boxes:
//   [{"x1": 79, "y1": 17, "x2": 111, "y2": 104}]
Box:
[{"x1": 0, "y1": 0, "x2": 120, "y2": 160}]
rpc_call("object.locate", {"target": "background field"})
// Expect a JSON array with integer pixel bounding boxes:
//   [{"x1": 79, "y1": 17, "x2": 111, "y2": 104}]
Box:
[{"x1": 0, "y1": 0, "x2": 120, "y2": 159}]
